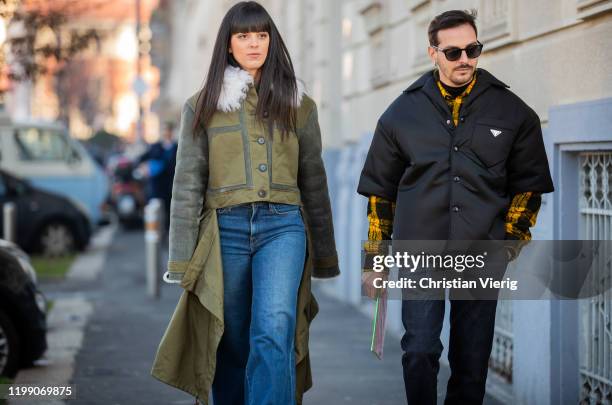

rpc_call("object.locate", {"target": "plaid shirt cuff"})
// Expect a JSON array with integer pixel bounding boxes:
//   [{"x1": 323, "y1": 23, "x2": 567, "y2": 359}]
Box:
[
  {"x1": 505, "y1": 192, "x2": 542, "y2": 261},
  {"x1": 364, "y1": 195, "x2": 395, "y2": 271},
  {"x1": 505, "y1": 192, "x2": 542, "y2": 240}
]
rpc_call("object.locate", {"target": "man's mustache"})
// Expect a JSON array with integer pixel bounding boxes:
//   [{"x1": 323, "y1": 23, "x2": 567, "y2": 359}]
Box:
[{"x1": 455, "y1": 65, "x2": 472, "y2": 70}]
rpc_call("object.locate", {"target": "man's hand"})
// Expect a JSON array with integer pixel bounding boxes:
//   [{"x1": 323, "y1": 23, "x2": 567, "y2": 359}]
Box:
[{"x1": 362, "y1": 271, "x2": 388, "y2": 299}]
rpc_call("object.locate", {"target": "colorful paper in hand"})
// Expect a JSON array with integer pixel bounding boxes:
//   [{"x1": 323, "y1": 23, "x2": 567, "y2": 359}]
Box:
[{"x1": 370, "y1": 287, "x2": 388, "y2": 360}]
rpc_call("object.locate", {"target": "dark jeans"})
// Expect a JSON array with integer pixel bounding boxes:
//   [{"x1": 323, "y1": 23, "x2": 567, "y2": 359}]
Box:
[{"x1": 401, "y1": 299, "x2": 498, "y2": 405}]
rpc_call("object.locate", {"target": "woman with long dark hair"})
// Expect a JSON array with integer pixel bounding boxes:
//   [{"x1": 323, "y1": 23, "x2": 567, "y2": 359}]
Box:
[{"x1": 151, "y1": 2, "x2": 339, "y2": 404}]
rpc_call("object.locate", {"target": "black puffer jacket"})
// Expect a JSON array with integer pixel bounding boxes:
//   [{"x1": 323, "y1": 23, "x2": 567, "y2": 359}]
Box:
[{"x1": 357, "y1": 68, "x2": 554, "y2": 240}]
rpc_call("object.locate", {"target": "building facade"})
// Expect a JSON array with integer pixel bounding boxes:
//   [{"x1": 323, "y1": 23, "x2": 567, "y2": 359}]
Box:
[{"x1": 4, "y1": 0, "x2": 160, "y2": 142}]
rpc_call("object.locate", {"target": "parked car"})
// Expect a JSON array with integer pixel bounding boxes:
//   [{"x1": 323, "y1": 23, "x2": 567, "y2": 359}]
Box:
[
  {"x1": 0, "y1": 116, "x2": 110, "y2": 227},
  {"x1": 0, "y1": 169, "x2": 91, "y2": 256},
  {"x1": 0, "y1": 239, "x2": 47, "y2": 378}
]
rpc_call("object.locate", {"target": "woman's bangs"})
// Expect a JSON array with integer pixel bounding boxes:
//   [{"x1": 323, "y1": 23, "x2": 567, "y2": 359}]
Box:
[{"x1": 230, "y1": 8, "x2": 271, "y2": 34}]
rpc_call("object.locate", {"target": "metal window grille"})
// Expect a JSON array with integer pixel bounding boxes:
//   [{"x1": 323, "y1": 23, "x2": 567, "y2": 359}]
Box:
[{"x1": 579, "y1": 151, "x2": 612, "y2": 404}]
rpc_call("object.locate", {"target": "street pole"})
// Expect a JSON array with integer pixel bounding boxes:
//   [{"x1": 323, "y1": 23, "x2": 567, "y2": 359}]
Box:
[
  {"x1": 3, "y1": 202, "x2": 16, "y2": 242},
  {"x1": 144, "y1": 199, "x2": 161, "y2": 298}
]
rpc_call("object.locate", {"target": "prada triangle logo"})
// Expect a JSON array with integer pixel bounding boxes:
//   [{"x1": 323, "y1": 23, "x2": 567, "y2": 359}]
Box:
[{"x1": 490, "y1": 129, "x2": 502, "y2": 137}]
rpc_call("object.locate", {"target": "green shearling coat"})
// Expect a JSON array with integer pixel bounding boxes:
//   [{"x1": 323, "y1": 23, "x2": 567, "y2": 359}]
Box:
[{"x1": 151, "y1": 66, "x2": 339, "y2": 404}]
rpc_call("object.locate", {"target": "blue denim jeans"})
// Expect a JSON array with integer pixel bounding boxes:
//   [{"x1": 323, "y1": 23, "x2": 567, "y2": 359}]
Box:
[{"x1": 211, "y1": 202, "x2": 306, "y2": 405}]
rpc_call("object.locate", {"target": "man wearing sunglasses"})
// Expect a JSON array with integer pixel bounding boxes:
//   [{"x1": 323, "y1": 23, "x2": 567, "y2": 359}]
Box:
[{"x1": 358, "y1": 9, "x2": 554, "y2": 405}]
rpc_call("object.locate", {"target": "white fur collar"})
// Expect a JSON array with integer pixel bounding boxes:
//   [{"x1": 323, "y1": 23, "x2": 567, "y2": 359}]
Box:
[{"x1": 217, "y1": 65, "x2": 305, "y2": 112}]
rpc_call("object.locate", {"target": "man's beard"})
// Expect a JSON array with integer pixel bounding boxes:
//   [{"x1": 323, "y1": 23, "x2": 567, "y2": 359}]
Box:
[{"x1": 450, "y1": 65, "x2": 474, "y2": 85}]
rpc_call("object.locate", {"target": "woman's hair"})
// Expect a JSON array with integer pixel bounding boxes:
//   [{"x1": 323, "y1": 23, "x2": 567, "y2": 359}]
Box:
[{"x1": 192, "y1": 1, "x2": 298, "y2": 139}]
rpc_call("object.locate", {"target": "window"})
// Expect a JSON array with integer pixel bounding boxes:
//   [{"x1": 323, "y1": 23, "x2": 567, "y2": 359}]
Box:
[
  {"x1": 361, "y1": 2, "x2": 384, "y2": 35},
  {"x1": 14, "y1": 127, "x2": 78, "y2": 162},
  {"x1": 478, "y1": 0, "x2": 517, "y2": 49},
  {"x1": 361, "y1": 1, "x2": 390, "y2": 88}
]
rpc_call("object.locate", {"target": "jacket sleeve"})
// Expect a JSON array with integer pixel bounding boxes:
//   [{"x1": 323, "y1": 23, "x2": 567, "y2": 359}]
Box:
[
  {"x1": 357, "y1": 118, "x2": 407, "y2": 201},
  {"x1": 506, "y1": 110, "x2": 554, "y2": 195},
  {"x1": 297, "y1": 103, "x2": 340, "y2": 278},
  {"x1": 166, "y1": 102, "x2": 209, "y2": 280}
]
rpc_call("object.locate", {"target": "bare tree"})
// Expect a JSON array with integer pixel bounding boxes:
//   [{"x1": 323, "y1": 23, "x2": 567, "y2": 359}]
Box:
[{"x1": 0, "y1": 0, "x2": 105, "y2": 85}]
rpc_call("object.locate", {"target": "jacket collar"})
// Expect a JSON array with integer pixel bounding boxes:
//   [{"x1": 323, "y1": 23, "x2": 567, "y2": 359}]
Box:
[
  {"x1": 403, "y1": 68, "x2": 509, "y2": 114},
  {"x1": 404, "y1": 68, "x2": 508, "y2": 92},
  {"x1": 217, "y1": 65, "x2": 306, "y2": 112}
]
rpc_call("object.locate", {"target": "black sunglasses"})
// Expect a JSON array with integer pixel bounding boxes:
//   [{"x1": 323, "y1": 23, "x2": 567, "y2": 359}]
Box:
[{"x1": 432, "y1": 42, "x2": 483, "y2": 61}]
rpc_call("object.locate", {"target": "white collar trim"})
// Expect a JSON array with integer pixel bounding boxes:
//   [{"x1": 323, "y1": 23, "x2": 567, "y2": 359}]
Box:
[{"x1": 217, "y1": 65, "x2": 305, "y2": 112}]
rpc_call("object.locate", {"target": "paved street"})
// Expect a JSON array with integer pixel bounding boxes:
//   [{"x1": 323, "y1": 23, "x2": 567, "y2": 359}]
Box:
[{"x1": 23, "y1": 227, "x2": 504, "y2": 404}]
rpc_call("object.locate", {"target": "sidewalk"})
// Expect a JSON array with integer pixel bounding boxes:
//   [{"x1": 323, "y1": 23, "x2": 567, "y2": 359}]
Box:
[
  {"x1": 305, "y1": 284, "x2": 406, "y2": 405},
  {"x1": 305, "y1": 285, "x2": 504, "y2": 405},
  {"x1": 56, "y1": 227, "x2": 504, "y2": 404}
]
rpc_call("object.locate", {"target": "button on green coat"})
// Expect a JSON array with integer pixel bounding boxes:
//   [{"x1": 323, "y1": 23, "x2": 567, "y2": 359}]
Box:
[{"x1": 151, "y1": 66, "x2": 339, "y2": 404}]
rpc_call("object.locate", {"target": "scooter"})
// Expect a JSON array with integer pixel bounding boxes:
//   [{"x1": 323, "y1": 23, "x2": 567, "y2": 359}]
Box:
[{"x1": 109, "y1": 157, "x2": 146, "y2": 228}]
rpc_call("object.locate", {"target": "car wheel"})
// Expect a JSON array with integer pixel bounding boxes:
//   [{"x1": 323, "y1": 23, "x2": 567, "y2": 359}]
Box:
[
  {"x1": 0, "y1": 309, "x2": 20, "y2": 378},
  {"x1": 38, "y1": 222, "x2": 76, "y2": 257}
]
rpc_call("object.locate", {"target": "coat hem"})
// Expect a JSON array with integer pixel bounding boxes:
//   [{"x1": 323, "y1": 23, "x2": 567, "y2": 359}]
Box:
[{"x1": 151, "y1": 369, "x2": 209, "y2": 405}]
